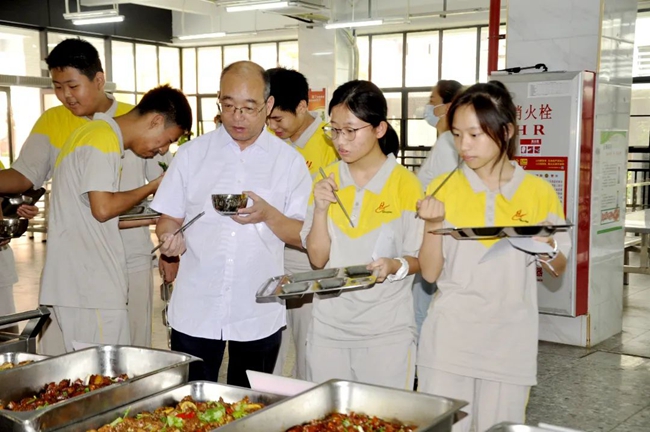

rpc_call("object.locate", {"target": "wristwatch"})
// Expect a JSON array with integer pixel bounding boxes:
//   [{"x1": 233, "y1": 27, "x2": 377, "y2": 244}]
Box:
[{"x1": 386, "y1": 257, "x2": 409, "y2": 282}]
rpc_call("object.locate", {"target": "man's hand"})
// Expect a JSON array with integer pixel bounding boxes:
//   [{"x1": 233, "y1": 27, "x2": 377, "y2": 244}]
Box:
[
  {"x1": 17, "y1": 204, "x2": 39, "y2": 220},
  {"x1": 231, "y1": 191, "x2": 278, "y2": 225},
  {"x1": 159, "y1": 255, "x2": 180, "y2": 283},
  {"x1": 158, "y1": 232, "x2": 186, "y2": 257}
]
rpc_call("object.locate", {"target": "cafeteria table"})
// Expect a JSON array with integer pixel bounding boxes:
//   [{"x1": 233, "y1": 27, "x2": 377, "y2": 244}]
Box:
[{"x1": 624, "y1": 209, "x2": 650, "y2": 276}]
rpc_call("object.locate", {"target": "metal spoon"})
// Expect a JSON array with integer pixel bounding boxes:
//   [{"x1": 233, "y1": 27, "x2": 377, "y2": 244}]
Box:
[
  {"x1": 151, "y1": 211, "x2": 205, "y2": 254},
  {"x1": 319, "y1": 167, "x2": 355, "y2": 228}
]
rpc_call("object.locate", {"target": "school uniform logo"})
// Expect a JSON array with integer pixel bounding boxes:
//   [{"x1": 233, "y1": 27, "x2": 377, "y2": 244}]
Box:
[
  {"x1": 306, "y1": 160, "x2": 313, "y2": 169},
  {"x1": 375, "y1": 202, "x2": 392, "y2": 214},
  {"x1": 511, "y1": 209, "x2": 529, "y2": 223}
]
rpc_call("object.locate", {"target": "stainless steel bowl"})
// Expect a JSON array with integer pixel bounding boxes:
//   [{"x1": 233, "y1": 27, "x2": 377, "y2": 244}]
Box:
[
  {"x1": 212, "y1": 193, "x2": 248, "y2": 215},
  {"x1": 0, "y1": 218, "x2": 29, "y2": 240}
]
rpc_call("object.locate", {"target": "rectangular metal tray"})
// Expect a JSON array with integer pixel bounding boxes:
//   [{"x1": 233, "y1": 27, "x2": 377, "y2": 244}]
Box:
[
  {"x1": 0, "y1": 345, "x2": 199, "y2": 432},
  {"x1": 119, "y1": 198, "x2": 161, "y2": 221},
  {"x1": 61, "y1": 381, "x2": 286, "y2": 431},
  {"x1": 256, "y1": 267, "x2": 377, "y2": 300},
  {"x1": 0, "y1": 353, "x2": 48, "y2": 374},
  {"x1": 428, "y1": 224, "x2": 572, "y2": 240},
  {"x1": 216, "y1": 379, "x2": 468, "y2": 432}
]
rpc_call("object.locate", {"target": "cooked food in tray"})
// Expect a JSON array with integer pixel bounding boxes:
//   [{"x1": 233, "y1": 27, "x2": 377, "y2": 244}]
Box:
[
  {"x1": 286, "y1": 412, "x2": 416, "y2": 432},
  {"x1": 88, "y1": 395, "x2": 264, "y2": 432},
  {"x1": 0, "y1": 360, "x2": 33, "y2": 371},
  {"x1": 0, "y1": 373, "x2": 128, "y2": 411}
]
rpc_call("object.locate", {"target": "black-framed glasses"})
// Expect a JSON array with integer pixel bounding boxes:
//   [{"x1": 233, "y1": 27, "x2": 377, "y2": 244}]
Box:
[
  {"x1": 322, "y1": 124, "x2": 373, "y2": 141},
  {"x1": 217, "y1": 101, "x2": 266, "y2": 117}
]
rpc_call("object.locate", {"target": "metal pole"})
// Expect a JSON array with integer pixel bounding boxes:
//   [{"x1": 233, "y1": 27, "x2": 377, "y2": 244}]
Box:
[{"x1": 487, "y1": 0, "x2": 501, "y2": 74}]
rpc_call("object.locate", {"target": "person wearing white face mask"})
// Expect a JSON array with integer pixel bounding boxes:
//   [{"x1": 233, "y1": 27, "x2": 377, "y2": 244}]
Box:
[
  {"x1": 413, "y1": 80, "x2": 463, "y2": 347},
  {"x1": 417, "y1": 80, "x2": 464, "y2": 188}
]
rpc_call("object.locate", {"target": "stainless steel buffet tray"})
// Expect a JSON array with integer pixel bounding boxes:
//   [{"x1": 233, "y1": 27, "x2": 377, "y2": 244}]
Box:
[
  {"x1": 487, "y1": 423, "x2": 583, "y2": 432},
  {"x1": 62, "y1": 381, "x2": 286, "y2": 431},
  {"x1": 0, "y1": 345, "x2": 199, "y2": 432},
  {"x1": 256, "y1": 266, "x2": 377, "y2": 300},
  {"x1": 217, "y1": 379, "x2": 468, "y2": 432},
  {"x1": 428, "y1": 224, "x2": 572, "y2": 239},
  {"x1": 0, "y1": 353, "x2": 48, "y2": 373}
]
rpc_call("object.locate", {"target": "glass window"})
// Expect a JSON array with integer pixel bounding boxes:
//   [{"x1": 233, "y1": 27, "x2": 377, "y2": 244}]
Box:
[
  {"x1": 406, "y1": 91, "x2": 437, "y2": 149},
  {"x1": 47, "y1": 33, "x2": 106, "y2": 72},
  {"x1": 187, "y1": 96, "x2": 198, "y2": 137},
  {"x1": 357, "y1": 36, "x2": 369, "y2": 80},
  {"x1": 251, "y1": 43, "x2": 278, "y2": 70},
  {"x1": 633, "y1": 12, "x2": 650, "y2": 77},
  {"x1": 441, "y1": 28, "x2": 477, "y2": 85},
  {"x1": 279, "y1": 41, "x2": 299, "y2": 70},
  {"x1": 197, "y1": 47, "x2": 222, "y2": 94},
  {"x1": 384, "y1": 92, "x2": 402, "y2": 120},
  {"x1": 112, "y1": 41, "x2": 135, "y2": 91},
  {"x1": 112, "y1": 92, "x2": 137, "y2": 105},
  {"x1": 182, "y1": 48, "x2": 197, "y2": 94},
  {"x1": 11, "y1": 87, "x2": 40, "y2": 160},
  {"x1": 629, "y1": 83, "x2": 650, "y2": 147},
  {"x1": 371, "y1": 34, "x2": 403, "y2": 87},
  {"x1": 159, "y1": 46, "x2": 180, "y2": 88},
  {"x1": 0, "y1": 25, "x2": 41, "y2": 76},
  {"x1": 136, "y1": 44, "x2": 158, "y2": 92},
  {"x1": 406, "y1": 31, "x2": 439, "y2": 87},
  {"x1": 42, "y1": 92, "x2": 62, "y2": 111},
  {"x1": 479, "y1": 26, "x2": 507, "y2": 82},
  {"x1": 199, "y1": 96, "x2": 220, "y2": 135},
  {"x1": 224, "y1": 45, "x2": 249, "y2": 67}
]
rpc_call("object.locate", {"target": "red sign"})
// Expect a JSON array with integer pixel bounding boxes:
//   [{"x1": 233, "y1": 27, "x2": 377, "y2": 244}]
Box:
[{"x1": 308, "y1": 88, "x2": 326, "y2": 111}]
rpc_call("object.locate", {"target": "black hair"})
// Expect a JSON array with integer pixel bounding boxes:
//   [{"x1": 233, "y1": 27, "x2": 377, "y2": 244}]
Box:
[
  {"x1": 267, "y1": 67, "x2": 309, "y2": 114},
  {"x1": 45, "y1": 38, "x2": 103, "y2": 81},
  {"x1": 136, "y1": 85, "x2": 193, "y2": 132},
  {"x1": 436, "y1": 79, "x2": 464, "y2": 104},
  {"x1": 328, "y1": 80, "x2": 399, "y2": 157},
  {"x1": 221, "y1": 61, "x2": 271, "y2": 100},
  {"x1": 447, "y1": 81, "x2": 517, "y2": 161}
]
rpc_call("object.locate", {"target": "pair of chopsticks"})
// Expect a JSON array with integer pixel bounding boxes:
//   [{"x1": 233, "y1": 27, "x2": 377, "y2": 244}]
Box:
[
  {"x1": 151, "y1": 211, "x2": 205, "y2": 254},
  {"x1": 319, "y1": 167, "x2": 355, "y2": 228},
  {"x1": 416, "y1": 160, "x2": 463, "y2": 219}
]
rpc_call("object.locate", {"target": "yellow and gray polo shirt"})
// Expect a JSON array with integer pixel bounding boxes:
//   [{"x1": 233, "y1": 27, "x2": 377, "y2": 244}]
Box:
[
  {"x1": 40, "y1": 113, "x2": 128, "y2": 310},
  {"x1": 417, "y1": 162, "x2": 571, "y2": 386},
  {"x1": 285, "y1": 113, "x2": 338, "y2": 178},
  {"x1": 12, "y1": 96, "x2": 132, "y2": 189},
  {"x1": 300, "y1": 154, "x2": 424, "y2": 347}
]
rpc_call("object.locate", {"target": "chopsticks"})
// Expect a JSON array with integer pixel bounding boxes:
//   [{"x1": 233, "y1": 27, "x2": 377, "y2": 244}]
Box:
[
  {"x1": 151, "y1": 211, "x2": 205, "y2": 254},
  {"x1": 416, "y1": 160, "x2": 463, "y2": 219},
  {"x1": 319, "y1": 167, "x2": 355, "y2": 228}
]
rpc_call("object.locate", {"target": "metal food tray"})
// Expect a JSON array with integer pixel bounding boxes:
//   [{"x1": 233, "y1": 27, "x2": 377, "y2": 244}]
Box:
[
  {"x1": 486, "y1": 423, "x2": 583, "y2": 432},
  {"x1": 0, "y1": 353, "x2": 48, "y2": 374},
  {"x1": 119, "y1": 198, "x2": 161, "y2": 221},
  {"x1": 0, "y1": 345, "x2": 199, "y2": 432},
  {"x1": 256, "y1": 267, "x2": 377, "y2": 300},
  {"x1": 428, "y1": 224, "x2": 572, "y2": 240},
  {"x1": 62, "y1": 381, "x2": 286, "y2": 431},
  {"x1": 216, "y1": 379, "x2": 468, "y2": 432}
]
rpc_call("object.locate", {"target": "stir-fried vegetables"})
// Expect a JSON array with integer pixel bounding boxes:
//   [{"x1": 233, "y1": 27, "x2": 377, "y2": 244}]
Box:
[{"x1": 286, "y1": 412, "x2": 417, "y2": 432}]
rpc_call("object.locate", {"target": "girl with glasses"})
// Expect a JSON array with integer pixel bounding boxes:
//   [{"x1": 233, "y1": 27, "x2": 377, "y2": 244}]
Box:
[{"x1": 301, "y1": 80, "x2": 424, "y2": 389}]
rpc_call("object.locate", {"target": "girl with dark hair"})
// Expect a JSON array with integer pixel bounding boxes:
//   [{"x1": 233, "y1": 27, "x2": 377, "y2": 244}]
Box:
[
  {"x1": 416, "y1": 81, "x2": 571, "y2": 431},
  {"x1": 300, "y1": 80, "x2": 424, "y2": 389}
]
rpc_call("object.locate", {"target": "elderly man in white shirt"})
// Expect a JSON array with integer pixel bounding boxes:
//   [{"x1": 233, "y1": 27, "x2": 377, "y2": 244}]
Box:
[{"x1": 152, "y1": 61, "x2": 312, "y2": 388}]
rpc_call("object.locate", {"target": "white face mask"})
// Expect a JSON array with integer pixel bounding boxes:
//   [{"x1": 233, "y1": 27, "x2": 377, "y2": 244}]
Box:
[{"x1": 424, "y1": 104, "x2": 445, "y2": 128}]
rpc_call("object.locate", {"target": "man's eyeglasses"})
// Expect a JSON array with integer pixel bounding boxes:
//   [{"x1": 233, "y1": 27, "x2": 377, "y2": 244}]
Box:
[
  {"x1": 218, "y1": 101, "x2": 266, "y2": 117},
  {"x1": 322, "y1": 124, "x2": 372, "y2": 141}
]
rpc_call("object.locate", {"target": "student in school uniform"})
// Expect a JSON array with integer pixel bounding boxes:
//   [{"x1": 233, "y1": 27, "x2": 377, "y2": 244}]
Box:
[
  {"x1": 413, "y1": 79, "x2": 463, "y2": 339},
  {"x1": 266, "y1": 67, "x2": 339, "y2": 380},
  {"x1": 0, "y1": 39, "x2": 176, "y2": 352},
  {"x1": 417, "y1": 81, "x2": 570, "y2": 431},
  {"x1": 302, "y1": 80, "x2": 424, "y2": 389}
]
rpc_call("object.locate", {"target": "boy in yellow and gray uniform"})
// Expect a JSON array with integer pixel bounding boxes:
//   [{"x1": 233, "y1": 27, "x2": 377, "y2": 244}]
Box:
[
  {"x1": 39, "y1": 86, "x2": 191, "y2": 352},
  {"x1": 300, "y1": 154, "x2": 423, "y2": 389},
  {"x1": 0, "y1": 39, "x2": 169, "y2": 351},
  {"x1": 267, "y1": 68, "x2": 338, "y2": 379}
]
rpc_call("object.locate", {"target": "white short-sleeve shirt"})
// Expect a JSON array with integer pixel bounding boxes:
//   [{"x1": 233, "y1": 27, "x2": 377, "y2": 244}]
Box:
[{"x1": 150, "y1": 126, "x2": 312, "y2": 341}]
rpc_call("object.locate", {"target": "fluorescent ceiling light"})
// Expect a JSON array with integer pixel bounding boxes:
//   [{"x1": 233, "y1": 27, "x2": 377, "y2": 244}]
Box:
[
  {"x1": 177, "y1": 32, "x2": 227, "y2": 40},
  {"x1": 312, "y1": 51, "x2": 333, "y2": 56},
  {"x1": 324, "y1": 19, "x2": 384, "y2": 29},
  {"x1": 72, "y1": 15, "x2": 124, "y2": 25},
  {"x1": 226, "y1": 1, "x2": 290, "y2": 12}
]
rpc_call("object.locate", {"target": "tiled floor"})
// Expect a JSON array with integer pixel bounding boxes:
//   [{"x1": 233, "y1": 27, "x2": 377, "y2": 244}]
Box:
[{"x1": 4, "y1": 235, "x2": 650, "y2": 431}]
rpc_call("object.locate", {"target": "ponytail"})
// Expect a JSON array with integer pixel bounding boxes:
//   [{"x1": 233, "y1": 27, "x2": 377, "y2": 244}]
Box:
[{"x1": 380, "y1": 122, "x2": 399, "y2": 157}]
